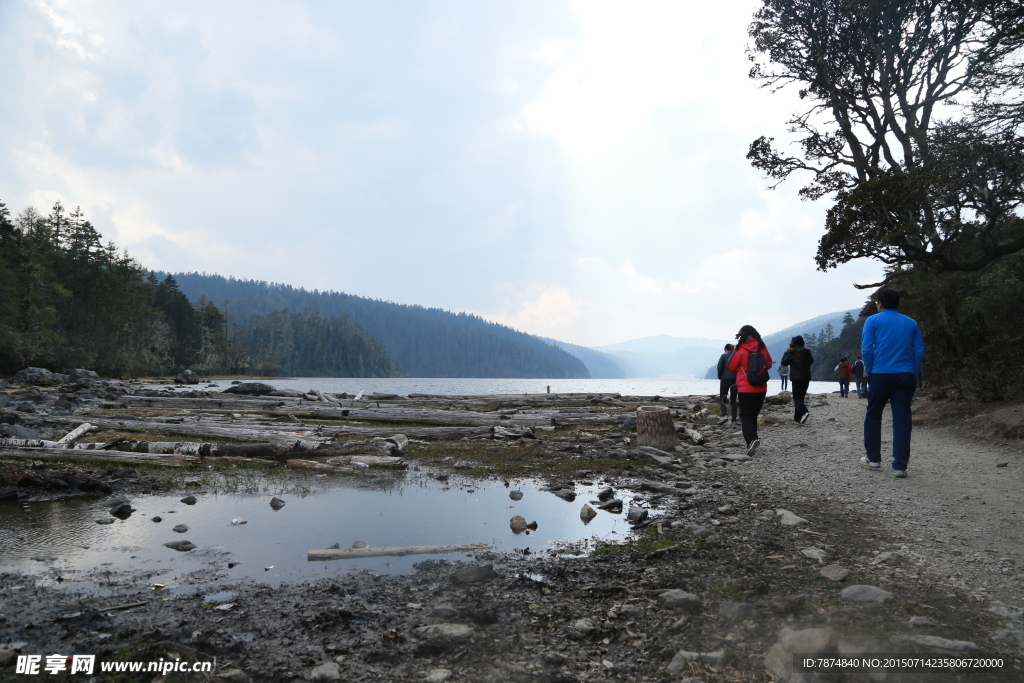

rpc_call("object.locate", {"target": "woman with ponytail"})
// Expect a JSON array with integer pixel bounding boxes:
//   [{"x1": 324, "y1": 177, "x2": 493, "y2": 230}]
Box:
[{"x1": 727, "y1": 324, "x2": 773, "y2": 455}]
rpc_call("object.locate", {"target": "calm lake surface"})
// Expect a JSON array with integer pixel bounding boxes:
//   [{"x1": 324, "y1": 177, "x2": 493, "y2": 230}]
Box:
[{"x1": 209, "y1": 377, "x2": 840, "y2": 397}]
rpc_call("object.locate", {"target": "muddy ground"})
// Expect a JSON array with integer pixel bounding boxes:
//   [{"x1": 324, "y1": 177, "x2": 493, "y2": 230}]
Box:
[{"x1": 1, "y1": 378, "x2": 1023, "y2": 681}]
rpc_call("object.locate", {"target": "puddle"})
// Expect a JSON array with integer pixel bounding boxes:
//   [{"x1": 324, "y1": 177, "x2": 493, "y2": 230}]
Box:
[{"x1": 0, "y1": 471, "x2": 656, "y2": 595}]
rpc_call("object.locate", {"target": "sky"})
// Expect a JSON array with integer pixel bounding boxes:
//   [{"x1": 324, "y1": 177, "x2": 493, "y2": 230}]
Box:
[{"x1": 0, "y1": 0, "x2": 883, "y2": 347}]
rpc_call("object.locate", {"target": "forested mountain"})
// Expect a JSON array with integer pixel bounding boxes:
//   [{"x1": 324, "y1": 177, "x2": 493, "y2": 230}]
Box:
[
  {"x1": 235, "y1": 310, "x2": 399, "y2": 377},
  {"x1": 0, "y1": 199, "x2": 399, "y2": 378},
  {"x1": 0, "y1": 200, "x2": 226, "y2": 376},
  {"x1": 169, "y1": 273, "x2": 590, "y2": 379},
  {"x1": 542, "y1": 339, "x2": 627, "y2": 379}
]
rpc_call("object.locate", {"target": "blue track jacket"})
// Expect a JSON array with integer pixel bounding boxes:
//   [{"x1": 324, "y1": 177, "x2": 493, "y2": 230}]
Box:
[{"x1": 861, "y1": 309, "x2": 925, "y2": 376}]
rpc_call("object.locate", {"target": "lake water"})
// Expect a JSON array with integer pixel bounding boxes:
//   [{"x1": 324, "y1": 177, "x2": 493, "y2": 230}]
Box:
[
  {"x1": 1, "y1": 471, "x2": 654, "y2": 596},
  {"x1": 207, "y1": 377, "x2": 841, "y2": 397}
]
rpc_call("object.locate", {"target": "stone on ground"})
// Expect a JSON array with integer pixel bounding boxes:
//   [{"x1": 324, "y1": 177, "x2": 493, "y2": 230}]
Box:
[{"x1": 841, "y1": 585, "x2": 893, "y2": 604}]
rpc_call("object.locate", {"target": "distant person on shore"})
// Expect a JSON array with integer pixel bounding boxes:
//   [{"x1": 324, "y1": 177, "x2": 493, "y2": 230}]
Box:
[
  {"x1": 716, "y1": 343, "x2": 738, "y2": 423},
  {"x1": 834, "y1": 357, "x2": 852, "y2": 397},
  {"x1": 727, "y1": 325, "x2": 773, "y2": 455},
  {"x1": 780, "y1": 336, "x2": 814, "y2": 424},
  {"x1": 778, "y1": 363, "x2": 790, "y2": 391},
  {"x1": 852, "y1": 356, "x2": 866, "y2": 398},
  {"x1": 860, "y1": 288, "x2": 925, "y2": 478}
]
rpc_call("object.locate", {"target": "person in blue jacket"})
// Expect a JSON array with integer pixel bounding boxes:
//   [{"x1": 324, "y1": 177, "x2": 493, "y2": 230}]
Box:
[{"x1": 860, "y1": 288, "x2": 925, "y2": 478}]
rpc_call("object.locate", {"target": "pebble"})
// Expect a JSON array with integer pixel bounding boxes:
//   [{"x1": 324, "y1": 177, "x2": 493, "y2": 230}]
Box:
[
  {"x1": 841, "y1": 585, "x2": 894, "y2": 604},
  {"x1": 775, "y1": 509, "x2": 809, "y2": 526},
  {"x1": 819, "y1": 564, "x2": 850, "y2": 582},
  {"x1": 509, "y1": 490, "x2": 523, "y2": 501},
  {"x1": 657, "y1": 589, "x2": 702, "y2": 613}
]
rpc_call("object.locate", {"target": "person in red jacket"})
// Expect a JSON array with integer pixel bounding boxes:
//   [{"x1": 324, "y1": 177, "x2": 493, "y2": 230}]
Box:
[{"x1": 727, "y1": 324, "x2": 773, "y2": 455}]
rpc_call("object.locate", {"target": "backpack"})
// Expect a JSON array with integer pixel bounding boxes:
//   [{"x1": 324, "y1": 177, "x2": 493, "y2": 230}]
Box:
[{"x1": 746, "y1": 348, "x2": 770, "y2": 387}]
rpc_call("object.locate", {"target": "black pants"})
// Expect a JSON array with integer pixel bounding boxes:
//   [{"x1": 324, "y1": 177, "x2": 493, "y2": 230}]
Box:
[
  {"x1": 780, "y1": 375, "x2": 788, "y2": 391},
  {"x1": 738, "y1": 392, "x2": 766, "y2": 446},
  {"x1": 792, "y1": 378, "x2": 810, "y2": 421},
  {"x1": 719, "y1": 379, "x2": 737, "y2": 419}
]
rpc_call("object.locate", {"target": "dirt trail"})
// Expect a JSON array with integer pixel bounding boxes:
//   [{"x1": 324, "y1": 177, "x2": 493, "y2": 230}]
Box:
[{"x1": 745, "y1": 392, "x2": 1024, "y2": 605}]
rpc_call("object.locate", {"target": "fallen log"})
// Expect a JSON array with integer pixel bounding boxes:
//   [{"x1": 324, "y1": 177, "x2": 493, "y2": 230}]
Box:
[
  {"x1": 308, "y1": 543, "x2": 493, "y2": 561},
  {"x1": 285, "y1": 458, "x2": 355, "y2": 473},
  {"x1": 0, "y1": 447, "x2": 197, "y2": 466},
  {"x1": 57, "y1": 422, "x2": 96, "y2": 446},
  {"x1": 325, "y1": 454, "x2": 406, "y2": 468}
]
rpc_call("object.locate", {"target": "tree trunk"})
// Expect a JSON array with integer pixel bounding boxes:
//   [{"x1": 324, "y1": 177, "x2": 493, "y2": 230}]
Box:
[{"x1": 635, "y1": 406, "x2": 678, "y2": 450}]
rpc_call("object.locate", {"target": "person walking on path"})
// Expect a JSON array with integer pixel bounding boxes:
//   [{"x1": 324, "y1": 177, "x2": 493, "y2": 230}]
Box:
[
  {"x1": 834, "y1": 357, "x2": 852, "y2": 397},
  {"x1": 852, "y1": 356, "x2": 866, "y2": 398},
  {"x1": 778, "y1": 363, "x2": 790, "y2": 391},
  {"x1": 727, "y1": 325, "x2": 773, "y2": 455},
  {"x1": 716, "y1": 343, "x2": 738, "y2": 423},
  {"x1": 780, "y1": 336, "x2": 814, "y2": 424},
  {"x1": 860, "y1": 288, "x2": 925, "y2": 478}
]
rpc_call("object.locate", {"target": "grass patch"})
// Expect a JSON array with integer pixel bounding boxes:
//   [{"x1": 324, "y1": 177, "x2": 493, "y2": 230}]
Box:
[
  {"x1": 592, "y1": 527, "x2": 683, "y2": 556},
  {"x1": 717, "y1": 581, "x2": 745, "y2": 599},
  {"x1": 408, "y1": 439, "x2": 646, "y2": 478}
]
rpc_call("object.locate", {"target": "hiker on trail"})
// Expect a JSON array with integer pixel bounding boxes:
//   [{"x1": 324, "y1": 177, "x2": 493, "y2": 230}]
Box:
[
  {"x1": 778, "y1": 363, "x2": 790, "y2": 391},
  {"x1": 860, "y1": 288, "x2": 925, "y2": 478},
  {"x1": 716, "y1": 343, "x2": 738, "y2": 423},
  {"x1": 852, "y1": 356, "x2": 866, "y2": 398},
  {"x1": 780, "y1": 336, "x2": 814, "y2": 424},
  {"x1": 727, "y1": 325, "x2": 773, "y2": 456},
  {"x1": 834, "y1": 357, "x2": 852, "y2": 397}
]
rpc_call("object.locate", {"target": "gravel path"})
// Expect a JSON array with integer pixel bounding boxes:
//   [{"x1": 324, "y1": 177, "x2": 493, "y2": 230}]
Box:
[{"x1": 735, "y1": 393, "x2": 1024, "y2": 607}]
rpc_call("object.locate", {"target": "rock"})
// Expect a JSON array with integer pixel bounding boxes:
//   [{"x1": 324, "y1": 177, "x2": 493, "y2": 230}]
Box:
[
  {"x1": 0, "y1": 488, "x2": 18, "y2": 500},
  {"x1": 270, "y1": 497, "x2": 286, "y2": 510},
  {"x1": 801, "y1": 546, "x2": 827, "y2": 563},
  {"x1": 633, "y1": 446, "x2": 675, "y2": 466},
  {"x1": 95, "y1": 518, "x2": 115, "y2": 525},
  {"x1": 450, "y1": 563, "x2": 495, "y2": 585},
  {"x1": 620, "y1": 416, "x2": 637, "y2": 430},
  {"x1": 597, "y1": 487, "x2": 614, "y2": 501},
  {"x1": 14, "y1": 367, "x2": 65, "y2": 386},
  {"x1": 222, "y1": 382, "x2": 277, "y2": 396},
  {"x1": 0, "y1": 423, "x2": 39, "y2": 439},
  {"x1": 871, "y1": 551, "x2": 906, "y2": 566},
  {"x1": 0, "y1": 649, "x2": 17, "y2": 666},
  {"x1": 180, "y1": 496, "x2": 197, "y2": 505},
  {"x1": 598, "y1": 499, "x2": 623, "y2": 513},
  {"x1": 351, "y1": 541, "x2": 368, "y2": 549},
  {"x1": 820, "y1": 564, "x2": 850, "y2": 582},
  {"x1": 509, "y1": 490, "x2": 523, "y2": 501},
  {"x1": 101, "y1": 497, "x2": 131, "y2": 507},
  {"x1": 174, "y1": 370, "x2": 200, "y2": 385},
  {"x1": 173, "y1": 524, "x2": 189, "y2": 533},
  {"x1": 765, "y1": 627, "x2": 837, "y2": 681},
  {"x1": 666, "y1": 649, "x2": 724, "y2": 674},
  {"x1": 997, "y1": 461, "x2": 1009, "y2": 467},
  {"x1": 69, "y1": 369, "x2": 100, "y2": 382},
  {"x1": 658, "y1": 589, "x2": 702, "y2": 613},
  {"x1": 109, "y1": 503, "x2": 134, "y2": 519},
  {"x1": 580, "y1": 504, "x2": 597, "y2": 523},
  {"x1": 626, "y1": 507, "x2": 648, "y2": 525},
  {"x1": 151, "y1": 516, "x2": 162, "y2": 522},
  {"x1": 616, "y1": 604, "x2": 645, "y2": 619},
  {"x1": 552, "y1": 488, "x2": 576, "y2": 502},
  {"x1": 309, "y1": 661, "x2": 341, "y2": 680},
  {"x1": 427, "y1": 606, "x2": 459, "y2": 620},
  {"x1": 775, "y1": 509, "x2": 809, "y2": 526},
  {"x1": 413, "y1": 624, "x2": 474, "y2": 653},
  {"x1": 720, "y1": 453, "x2": 751, "y2": 462},
  {"x1": 841, "y1": 585, "x2": 894, "y2": 604},
  {"x1": 719, "y1": 601, "x2": 758, "y2": 622},
  {"x1": 164, "y1": 540, "x2": 197, "y2": 552},
  {"x1": 909, "y1": 616, "x2": 937, "y2": 627},
  {"x1": 991, "y1": 630, "x2": 1024, "y2": 650},
  {"x1": 569, "y1": 617, "x2": 596, "y2": 634},
  {"x1": 989, "y1": 605, "x2": 1024, "y2": 620},
  {"x1": 424, "y1": 669, "x2": 451, "y2": 682},
  {"x1": 690, "y1": 527, "x2": 712, "y2": 538},
  {"x1": 890, "y1": 635, "x2": 979, "y2": 652},
  {"x1": 510, "y1": 516, "x2": 536, "y2": 533}
]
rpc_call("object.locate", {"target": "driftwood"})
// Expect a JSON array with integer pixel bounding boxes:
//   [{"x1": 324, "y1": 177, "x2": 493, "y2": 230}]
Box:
[
  {"x1": 285, "y1": 458, "x2": 355, "y2": 473},
  {"x1": 0, "y1": 446, "x2": 197, "y2": 466},
  {"x1": 308, "y1": 542, "x2": 493, "y2": 561},
  {"x1": 325, "y1": 454, "x2": 406, "y2": 468},
  {"x1": 57, "y1": 422, "x2": 96, "y2": 446}
]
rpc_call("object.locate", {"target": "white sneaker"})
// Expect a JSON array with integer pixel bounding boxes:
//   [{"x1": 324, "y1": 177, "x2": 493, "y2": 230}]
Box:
[
  {"x1": 799, "y1": 413, "x2": 810, "y2": 425},
  {"x1": 746, "y1": 439, "x2": 760, "y2": 456}
]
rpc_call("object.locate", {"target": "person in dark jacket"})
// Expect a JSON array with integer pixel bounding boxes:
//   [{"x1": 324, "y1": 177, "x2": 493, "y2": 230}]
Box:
[
  {"x1": 852, "y1": 356, "x2": 866, "y2": 398},
  {"x1": 780, "y1": 336, "x2": 814, "y2": 424},
  {"x1": 716, "y1": 343, "x2": 738, "y2": 423},
  {"x1": 727, "y1": 325, "x2": 773, "y2": 455}
]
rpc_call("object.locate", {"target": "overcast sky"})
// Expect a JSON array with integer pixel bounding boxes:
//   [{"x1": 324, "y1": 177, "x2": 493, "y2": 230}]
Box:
[{"x1": 0, "y1": 0, "x2": 882, "y2": 346}]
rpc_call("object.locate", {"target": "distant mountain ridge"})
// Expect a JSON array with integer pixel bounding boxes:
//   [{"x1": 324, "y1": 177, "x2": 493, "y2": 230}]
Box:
[{"x1": 168, "y1": 273, "x2": 589, "y2": 379}]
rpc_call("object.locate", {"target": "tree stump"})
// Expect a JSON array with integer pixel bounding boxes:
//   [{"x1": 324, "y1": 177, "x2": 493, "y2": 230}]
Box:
[{"x1": 635, "y1": 406, "x2": 678, "y2": 450}]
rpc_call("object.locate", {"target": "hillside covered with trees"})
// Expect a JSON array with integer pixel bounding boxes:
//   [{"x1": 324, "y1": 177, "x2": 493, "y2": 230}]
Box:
[
  {"x1": 0, "y1": 200, "x2": 399, "y2": 378},
  {"x1": 169, "y1": 273, "x2": 590, "y2": 379}
]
